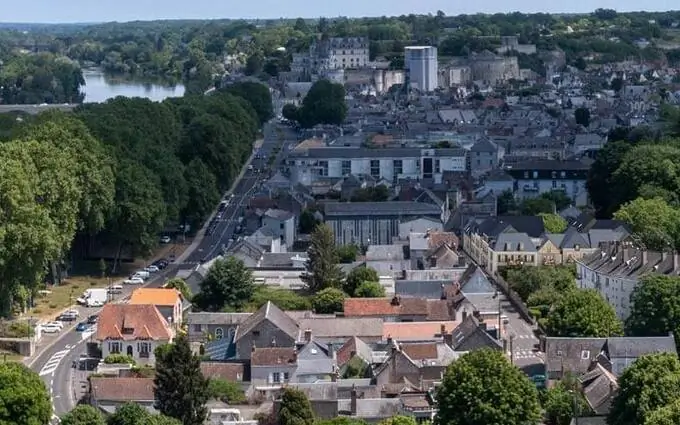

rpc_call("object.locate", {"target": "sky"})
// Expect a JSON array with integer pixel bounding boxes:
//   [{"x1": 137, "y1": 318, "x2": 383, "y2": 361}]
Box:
[{"x1": 2, "y1": 0, "x2": 674, "y2": 23}]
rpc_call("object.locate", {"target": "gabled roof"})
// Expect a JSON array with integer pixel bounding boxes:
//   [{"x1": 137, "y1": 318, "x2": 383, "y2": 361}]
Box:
[
  {"x1": 450, "y1": 315, "x2": 502, "y2": 351},
  {"x1": 470, "y1": 137, "x2": 498, "y2": 153},
  {"x1": 579, "y1": 363, "x2": 618, "y2": 415},
  {"x1": 90, "y1": 377, "x2": 155, "y2": 402},
  {"x1": 234, "y1": 301, "x2": 299, "y2": 342},
  {"x1": 96, "y1": 304, "x2": 173, "y2": 341},
  {"x1": 251, "y1": 347, "x2": 297, "y2": 366},
  {"x1": 129, "y1": 288, "x2": 182, "y2": 307},
  {"x1": 336, "y1": 336, "x2": 373, "y2": 367}
]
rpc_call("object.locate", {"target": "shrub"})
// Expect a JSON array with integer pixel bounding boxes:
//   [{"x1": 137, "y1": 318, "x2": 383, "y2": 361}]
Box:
[
  {"x1": 48, "y1": 304, "x2": 58, "y2": 309},
  {"x1": 103, "y1": 354, "x2": 136, "y2": 365}
]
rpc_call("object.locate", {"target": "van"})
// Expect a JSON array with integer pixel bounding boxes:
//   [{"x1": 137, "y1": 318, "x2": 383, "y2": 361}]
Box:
[{"x1": 133, "y1": 270, "x2": 150, "y2": 279}]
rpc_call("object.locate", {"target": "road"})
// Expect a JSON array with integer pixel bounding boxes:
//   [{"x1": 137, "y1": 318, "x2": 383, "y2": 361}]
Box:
[
  {"x1": 30, "y1": 120, "x2": 297, "y2": 421},
  {"x1": 0, "y1": 104, "x2": 78, "y2": 114}
]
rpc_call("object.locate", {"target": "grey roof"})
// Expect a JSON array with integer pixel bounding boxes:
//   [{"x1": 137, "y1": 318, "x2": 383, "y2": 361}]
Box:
[
  {"x1": 337, "y1": 398, "x2": 402, "y2": 418},
  {"x1": 366, "y1": 244, "x2": 405, "y2": 261},
  {"x1": 289, "y1": 147, "x2": 467, "y2": 160},
  {"x1": 606, "y1": 336, "x2": 677, "y2": 358},
  {"x1": 579, "y1": 363, "x2": 618, "y2": 415},
  {"x1": 325, "y1": 201, "x2": 441, "y2": 217},
  {"x1": 451, "y1": 315, "x2": 502, "y2": 351},
  {"x1": 485, "y1": 169, "x2": 513, "y2": 182},
  {"x1": 470, "y1": 137, "x2": 498, "y2": 153},
  {"x1": 298, "y1": 318, "x2": 383, "y2": 340},
  {"x1": 466, "y1": 215, "x2": 545, "y2": 239},
  {"x1": 259, "y1": 252, "x2": 308, "y2": 268},
  {"x1": 264, "y1": 208, "x2": 294, "y2": 221},
  {"x1": 395, "y1": 280, "x2": 451, "y2": 299},
  {"x1": 462, "y1": 293, "x2": 501, "y2": 313},
  {"x1": 506, "y1": 159, "x2": 590, "y2": 171},
  {"x1": 187, "y1": 312, "x2": 252, "y2": 326},
  {"x1": 234, "y1": 301, "x2": 299, "y2": 342},
  {"x1": 491, "y1": 232, "x2": 537, "y2": 252}
]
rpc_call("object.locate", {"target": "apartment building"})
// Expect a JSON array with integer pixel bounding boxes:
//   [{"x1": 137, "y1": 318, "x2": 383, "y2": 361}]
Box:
[
  {"x1": 503, "y1": 159, "x2": 590, "y2": 207},
  {"x1": 285, "y1": 147, "x2": 467, "y2": 186}
]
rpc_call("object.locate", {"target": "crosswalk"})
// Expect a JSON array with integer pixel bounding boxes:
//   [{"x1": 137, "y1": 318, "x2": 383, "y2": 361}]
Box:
[{"x1": 39, "y1": 349, "x2": 69, "y2": 377}]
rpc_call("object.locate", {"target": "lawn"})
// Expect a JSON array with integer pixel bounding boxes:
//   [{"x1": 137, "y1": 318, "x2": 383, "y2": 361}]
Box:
[
  {"x1": 28, "y1": 242, "x2": 188, "y2": 321},
  {"x1": 0, "y1": 350, "x2": 23, "y2": 363}
]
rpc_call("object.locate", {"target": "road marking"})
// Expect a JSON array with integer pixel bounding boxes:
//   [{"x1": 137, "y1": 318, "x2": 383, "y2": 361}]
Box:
[{"x1": 39, "y1": 350, "x2": 70, "y2": 376}]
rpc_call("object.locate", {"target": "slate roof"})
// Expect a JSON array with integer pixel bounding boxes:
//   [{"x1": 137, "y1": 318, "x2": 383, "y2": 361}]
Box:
[
  {"x1": 545, "y1": 337, "x2": 607, "y2": 376},
  {"x1": 200, "y1": 362, "x2": 245, "y2": 382},
  {"x1": 325, "y1": 202, "x2": 441, "y2": 217},
  {"x1": 451, "y1": 315, "x2": 502, "y2": 351},
  {"x1": 580, "y1": 363, "x2": 618, "y2": 415},
  {"x1": 466, "y1": 215, "x2": 545, "y2": 238},
  {"x1": 491, "y1": 232, "x2": 536, "y2": 252},
  {"x1": 469, "y1": 137, "x2": 498, "y2": 153},
  {"x1": 297, "y1": 317, "x2": 384, "y2": 341},
  {"x1": 187, "y1": 312, "x2": 251, "y2": 326},
  {"x1": 264, "y1": 209, "x2": 295, "y2": 221},
  {"x1": 336, "y1": 336, "x2": 374, "y2": 367},
  {"x1": 234, "y1": 301, "x2": 299, "y2": 342}
]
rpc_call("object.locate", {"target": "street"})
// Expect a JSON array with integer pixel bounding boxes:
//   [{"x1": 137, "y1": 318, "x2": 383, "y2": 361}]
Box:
[{"x1": 29, "y1": 120, "x2": 296, "y2": 421}]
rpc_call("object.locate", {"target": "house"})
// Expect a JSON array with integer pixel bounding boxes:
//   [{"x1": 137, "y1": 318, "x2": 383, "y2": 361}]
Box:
[
  {"x1": 343, "y1": 296, "x2": 455, "y2": 322},
  {"x1": 365, "y1": 245, "x2": 409, "y2": 276},
  {"x1": 374, "y1": 340, "x2": 463, "y2": 387},
  {"x1": 544, "y1": 335, "x2": 677, "y2": 380},
  {"x1": 325, "y1": 202, "x2": 446, "y2": 246},
  {"x1": 576, "y1": 243, "x2": 680, "y2": 319},
  {"x1": 234, "y1": 302, "x2": 299, "y2": 359},
  {"x1": 297, "y1": 318, "x2": 384, "y2": 344},
  {"x1": 262, "y1": 209, "x2": 296, "y2": 249},
  {"x1": 296, "y1": 340, "x2": 337, "y2": 383},
  {"x1": 503, "y1": 159, "x2": 590, "y2": 206},
  {"x1": 399, "y1": 218, "x2": 443, "y2": 239},
  {"x1": 285, "y1": 147, "x2": 467, "y2": 187},
  {"x1": 96, "y1": 304, "x2": 174, "y2": 365},
  {"x1": 408, "y1": 231, "x2": 459, "y2": 270},
  {"x1": 469, "y1": 138, "x2": 502, "y2": 177},
  {"x1": 449, "y1": 314, "x2": 504, "y2": 351},
  {"x1": 579, "y1": 363, "x2": 618, "y2": 416},
  {"x1": 129, "y1": 288, "x2": 184, "y2": 328},
  {"x1": 187, "y1": 312, "x2": 252, "y2": 360},
  {"x1": 89, "y1": 377, "x2": 155, "y2": 414},
  {"x1": 250, "y1": 346, "x2": 298, "y2": 385}
]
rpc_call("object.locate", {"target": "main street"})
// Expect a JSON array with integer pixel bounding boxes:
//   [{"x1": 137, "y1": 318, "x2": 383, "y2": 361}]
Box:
[{"x1": 30, "y1": 119, "x2": 296, "y2": 421}]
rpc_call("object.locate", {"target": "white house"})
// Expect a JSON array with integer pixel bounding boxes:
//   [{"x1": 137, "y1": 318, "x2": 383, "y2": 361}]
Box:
[{"x1": 96, "y1": 304, "x2": 174, "y2": 365}]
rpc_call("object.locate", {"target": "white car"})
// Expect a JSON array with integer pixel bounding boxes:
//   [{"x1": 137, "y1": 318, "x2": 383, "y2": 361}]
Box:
[
  {"x1": 145, "y1": 265, "x2": 159, "y2": 273},
  {"x1": 45, "y1": 321, "x2": 64, "y2": 330},
  {"x1": 41, "y1": 324, "x2": 61, "y2": 333},
  {"x1": 124, "y1": 277, "x2": 144, "y2": 285},
  {"x1": 160, "y1": 235, "x2": 171, "y2": 244},
  {"x1": 64, "y1": 309, "x2": 80, "y2": 317}
]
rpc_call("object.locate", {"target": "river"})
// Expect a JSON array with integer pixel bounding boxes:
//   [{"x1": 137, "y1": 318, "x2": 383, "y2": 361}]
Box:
[{"x1": 81, "y1": 69, "x2": 185, "y2": 103}]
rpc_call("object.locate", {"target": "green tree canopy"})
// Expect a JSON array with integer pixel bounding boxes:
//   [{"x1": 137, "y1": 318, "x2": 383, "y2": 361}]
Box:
[
  {"x1": 0, "y1": 362, "x2": 52, "y2": 425},
  {"x1": 298, "y1": 209, "x2": 320, "y2": 234},
  {"x1": 207, "y1": 378, "x2": 247, "y2": 404},
  {"x1": 574, "y1": 107, "x2": 591, "y2": 127},
  {"x1": 312, "y1": 287, "x2": 346, "y2": 314},
  {"x1": 626, "y1": 275, "x2": 680, "y2": 345},
  {"x1": 614, "y1": 197, "x2": 680, "y2": 250},
  {"x1": 344, "y1": 266, "x2": 379, "y2": 296},
  {"x1": 107, "y1": 403, "x2": 181, "y2": 425},
  {"x1": 279, "y1": 388, "x2": 314, "y2": 425},
  {"x1": 222, "y1": 81, "x2": 273, "y2": 125},
  {"x1": 61, "y1": 405, "x2": 106, "y2": 425},
  {"x1": 336, "y1": 245, "x2": 359, "y2": 264},
  {"x1": 292, "y1": 79, "x2": 347, "y2": 128},
  {"x1": 544, "y1": 289, "x2": 622, "y2": 337},
  {"x1": 154, "y1": 334, "x2": 210, "y2": 425},
  {"x1": 196, "y1": 257, "x2": 254, "y2": 311},
  {"x1": 378, "y1": 416, "x2": 418, "y2": 425},
  {"x1": 645, "y1": 399, "x2": 680, "y2": 425},
  {"x1": 539, "y1": 213, "x2": 568, "y2": 233},
  {"x1": 165, "y1": 277, "x2": 192, "y2": 300},
  {"x1": 436, "y1": 349, "x2": 541, "y2": 425},
  {"x1": 302, "y1": 223, "x2": 344, "y2": 292},
  {"x1": 609, "y1": 353, "x2": 680, "y2": 425},
  {"x1": 355, "y1": 281, "x2": 386, "y2": 298},
  {"x1": 505, "y1": 265, "x2": 575, "y2": 302}
]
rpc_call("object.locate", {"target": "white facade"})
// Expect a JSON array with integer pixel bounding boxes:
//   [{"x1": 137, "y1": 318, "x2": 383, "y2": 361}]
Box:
[
  {"x1": 286, "y1": 148, "x2": 466, "y2": 187},
  {"x1": 102, "y1": 339, "x2": 168, "y2": 365},
  {"x1": 576, "y1": 261, "x2": 638, "y2": 320},
  {"x1": 405, "y1": 46, "x2": 438, "y2": 92},
  {"x1": 515, "y1": 177, "x2": 588, "y2": 207}
]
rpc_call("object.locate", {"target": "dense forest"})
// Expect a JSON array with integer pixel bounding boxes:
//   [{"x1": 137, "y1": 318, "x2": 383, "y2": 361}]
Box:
[
  {"x1": 0, "y1": 81, "x2": 271, "y2": 317},
  {"x1": 2, "y1": 9, "x2": 680, "y2": 103}
]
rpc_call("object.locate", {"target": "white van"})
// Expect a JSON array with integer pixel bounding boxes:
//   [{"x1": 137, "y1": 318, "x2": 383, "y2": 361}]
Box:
[{"x1": 133, "y1": 270, "x2": 150, "y2": 279}]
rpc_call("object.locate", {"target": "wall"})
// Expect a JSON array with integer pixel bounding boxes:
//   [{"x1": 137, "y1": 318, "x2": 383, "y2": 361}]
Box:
[
  {"x1": 101, "y1": 339, "x2": 168, "y2": 365},
  {"x1": 0, "y1": 337, "x2": 35, "y2": 356}
]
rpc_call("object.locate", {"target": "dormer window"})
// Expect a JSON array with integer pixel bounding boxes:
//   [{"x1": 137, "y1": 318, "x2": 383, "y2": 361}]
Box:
[{"x1": 122, "y1": 327, "x2": 134, "y2": 335}]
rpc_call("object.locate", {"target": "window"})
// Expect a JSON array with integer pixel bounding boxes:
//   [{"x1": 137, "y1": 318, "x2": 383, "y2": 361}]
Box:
[
  {"x1": 393, "y1": 159, "x2": 403, "y2": 175},
  {"x1": 109, "y1": 342, "x2": 122, "y2": 354},
  {"x1": 523, "y1": 171, "x2": 529, "y2": 179},
  {"x1": 253, "y1": 331, "x2": 260, "y2": 337},
  {"x1": 138, "y1": 342, "x2": 151, "y2": 358},
  {"x1": 193, "y1": 324, "x2": 202, "y2": 332},
  {"x1": 319, "y1": 160, "x2": 328, "y2": 177},
  {"x1": 551, "y1": 171, "x2": 557, "y2": 178},
  {"x1": 284, "y1": 372, "x2": 290, "y2": 381},
  {"x1": 560, "y1": 171, "x2": 566, "y2": 178},
  {"x1": 272, "y1": 372, "x2": 281, "y2": 383},
  {"x1": 215, "y1": 328, "x2": 224, "y2": 340},
  {"x1": 341, "y1": 160, "x2": 351, "y2": 175},
  {"x1": 552, "y1": 180, "x2": 557, "y2": 188},
  {"x1": 280, "y1": 223, "x2": 284, "y2": 230},
  {"x1": 532, "y1": 171, "x2": 538, "y2": 178},
  {"x1": 370, "y1": 160, "x2": 380, "y2": 177},
  {"x1": 581, "y1": 350, "x2": 590, "y2": 360},
  {"x1": 435, "y1": 159, "x2": 440, "y2": 173}
]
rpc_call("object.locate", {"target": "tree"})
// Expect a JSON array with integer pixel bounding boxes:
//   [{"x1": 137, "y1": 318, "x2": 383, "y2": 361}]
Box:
[
  {"x1": 574, "y1": 107, "x2": 591, "y2": 127},
  {"x1": 301, "y1": 223, "x2": 344, "y2": 292},
  {"x1": 539, "y1": 213, "x2": 568, "y2": 233},
  {"x1": 626, "y1": 275, "x2": 680, "y2": 345},
  {"x1": 645, "y1": 399, "x2": 680, "y2": 425},
  {"x1": 312, "y1": 287, "x2": 346, "y2": 314},
  {"x1": 505, "y1": 265, "x2": 576, "y2": 302},
  {"x1": 378, "y1": 417, "x2": 417, "y2": 425},
  {"x1": 520, "y1": 197, "x2": 554, "y2": 215},
  {"x1": 295, "y1": 79, "x2": 347, "y2": 128},
  {"x1": 165, "y1": 277, "x2": 192, "y2": 301},
  {"x1": 614, "y1": 197, "x2": 680, "y2": 250},
  {"x1": 196, "y1": 257, "x2": 254, "y2": 311},
  {"x1": 61, "y1": 405, "x2": 106, "y2": 425},
  {"x1": 609, "y1": 353, "x2": 680, "y2": 425},
  {"x1": 154, "y1": 334, "x2": 210, "y2": 425},
  {"x1": 544, "y1": 289, "x2": 623, "y2": 337},
  {"x1": 587, "y1": 138, "x2": 636, "y2": 218},
  {"x1": 182, "y1": 158, "x2": 221, "y2": 231},
  {"x1": 336, "y1": 245, "x2": 359, "y2": 264},
  {"x1": 316, "y1": 419, "x2": 367, "y2": 425},
  {"x1": 279, "y1": 387, "x2": 314, "y2": 425},
  {"x1": 497, "y1": 190, "x2": 517, "y2": 215},
  {"x1": 436, "y1": 349, "x2": 541, "y2": 425},
  {"x1": 223, "y1": 81, "x2": 273, "y2": 125},
  {"x1": 245, "y1": 54, "x2": 263, "y2": 76},
  {"x1": 108, "y1": 403, "x2": 181, "y2": 425},
  {"x1": 611, "y1": 77, "x2": 624, "y2": 92},
  {"x1": 208, "y1": 378, "x2": 247, "y2": 404},
  {"x1": 298, "y1": 209, "x2": 319, "y2": 234},
  {"x1": 542, "y1": 380, "x2": 590, "y2": 425},
  {"x1": 0, "y1": 362, "x2": 51, "y2": 424},
  {"x1": 344, "y1": 266, "x2": 379, "y2": 296},
  {"x1": 282, "y1": 104, "x2": 298, "y2": 122},
  {"x1": 355, "y1": 281, "x2": 386, "y2": 298}
]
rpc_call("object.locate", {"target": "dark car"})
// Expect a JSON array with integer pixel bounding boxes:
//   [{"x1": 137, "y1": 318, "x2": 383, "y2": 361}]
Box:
[
  {"x1": 87, "y1": 315, "x2": 98, "y2": 324},
  {"x1": 75, "y1": 322, "x2": 91, "y2": 332}
]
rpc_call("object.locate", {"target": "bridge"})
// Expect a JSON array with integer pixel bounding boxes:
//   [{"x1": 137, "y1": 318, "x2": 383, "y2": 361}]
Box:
[{"x1": 0, "y1": 104, "x2": 79, "y2": 115}]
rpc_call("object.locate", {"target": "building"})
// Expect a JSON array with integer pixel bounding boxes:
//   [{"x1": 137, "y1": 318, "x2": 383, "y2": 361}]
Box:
[
  {"x1": 504, "y1": 159, "x2": 590, "y2": 207},
  {"x1": 405, "y1": 46, "x2": 438, "y2": 92},
  {"x1": 285, "y1": 147, "x2": 467, "y2": 186},
  {"x1": 325, "y1": 201, "x2": 446, "y2": 246},
  {"x1": 96, "y1": 304, "x2": 174, "y2": 365},
  {"x1": 577, "y1": 243, "x2": 680, "y2": 320},
  {"x1": 262, "y1": 209, "x2": 296, "y2": 249},
  {"x1": 468, "y1": 51, "x2": 520, "y2": 85},
  {"x1": 311, "y1": 37, "x2": 369, "y2": 71},
  {"x1": 128, "y1": 288, "x2": 184, "y2": 328}
]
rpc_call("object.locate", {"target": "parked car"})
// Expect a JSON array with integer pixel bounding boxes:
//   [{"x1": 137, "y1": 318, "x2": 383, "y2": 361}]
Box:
[
  {"x1": 41, "y1": 324, "x2": 61, "y2": 333},
  {"x1": 58, "y1": 312, "x2": 78, "y2": 322},
  {"x1": 64, "y1": 309, "x2": 80, "y2": 317},
  {"x1": 144, "y1": 265, "x2": 159, "y2": 273},
  {"x1": 124, "y1": 277, "x2": 144, "y2": 285},
  {"x1": 133, "y1": 270, "x2": 150, "y2": 279},
  {"x1": 108, "y1": 285, "x2": 123, "y2": 294},
  {"x1": 87, "y1": 315, "x2": 98, "y2": 324},
  {"x1": 45, "y1": 321, "x2": 64, "y2": 330},
  {"x1": 160, "y1": 235, "x2": 171, "y2": 244},
  {"x1": 75, "y1": 322, "x2": 92, "y2": 332}
]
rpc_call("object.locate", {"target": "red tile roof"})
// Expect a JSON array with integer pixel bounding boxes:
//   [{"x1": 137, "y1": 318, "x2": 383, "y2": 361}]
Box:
[
  {"x1": 401, "y1": 343, "x2": 438, "y2": 360},
  {"x1": 343, "y1": 297, "x2": 454, "y2": 321},
  {"x1": 90, "y1": 377, "x2": 155, "y2": 401},
  {"x1": 200, "y1": 362, "x2": 245, "y2": 382},
  {"x1": 251, "y1": 347, "x2": 297, "y2": 366},
  {"x1": 96, "y1": 304, "x2": 173, "y2": 341}
]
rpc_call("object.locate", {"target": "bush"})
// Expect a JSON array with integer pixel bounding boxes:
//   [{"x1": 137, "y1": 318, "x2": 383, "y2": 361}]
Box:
[
  {"x1": 354, "y1": 281, "x2": 385, "y2": 298},
  {"x1": 312, "y1": 288, "x2": 346, "y2": 314},
  {"x1": 103, "y1": 354, "x2": 136, "y2": 365},
  {"x1": 246, "y1": 287, "x2": 311, "y2": 311},
  {"x1": 0, "y1": 321, "x2": 33, "y2": 338},
  {"x1": 48, "y1": 303, "x2": 58, "y2": 309},
  {"x1": 208, "y1": 378, "x2": 247, "y2": 404}
]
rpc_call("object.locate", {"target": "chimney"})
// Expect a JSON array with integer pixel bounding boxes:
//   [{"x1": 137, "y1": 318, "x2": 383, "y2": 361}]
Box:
[
  {"x1": 391, "y1": 295, "x2": 401, "y2": 306},
  {"x1": 473, "y1": 310, "x2": 481, "y2": 319},
  {"x1": 328, "y1": 342, "x2": 336, "y2": 361},
  {"x1": 443, "y1": 331, "x2": 453, "y2": 347},
  {"x1": 350, "y1": 385, "x2": 358, "y2": 416},
  {"x1": 304, "y1": 329, "x2": 312, "y2": 343},
  {"x1": 440, "y1": 324, "x2": 446, "y2": 335},
  {"x1": 331, "y1": 365, "x2": 339, "y2": 382},
  {"x1": 387, "y1": 334, "x2": 393, "y2": 346},
  {"x1": 251, "y1": 343, "x2": 256, "y2": 353},
  {"x1": 622, "y1": 247, "x2": 630, "y2": 263},
  {"x1": 292, "y1": 349, "x2": 297, "y2": 363}
]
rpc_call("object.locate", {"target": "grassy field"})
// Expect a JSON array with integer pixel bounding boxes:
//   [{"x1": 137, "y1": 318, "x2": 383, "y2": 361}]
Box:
[{"x1": 28, "y1": 242, "x2": 188, "y2": 321}]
